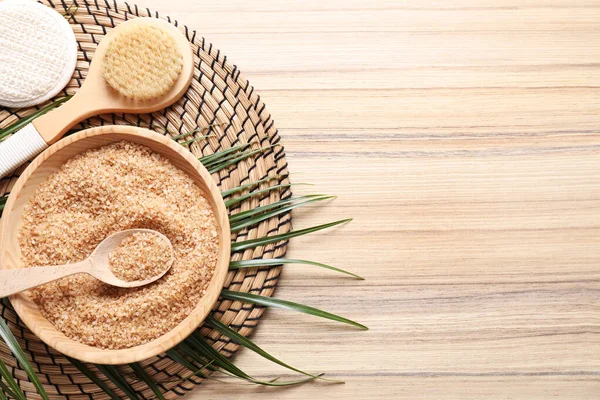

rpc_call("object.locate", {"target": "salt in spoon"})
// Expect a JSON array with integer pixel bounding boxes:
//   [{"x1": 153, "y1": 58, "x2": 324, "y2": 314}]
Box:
[{"x1": 0, "y1": 229, "x2": 174, "y2": 297}]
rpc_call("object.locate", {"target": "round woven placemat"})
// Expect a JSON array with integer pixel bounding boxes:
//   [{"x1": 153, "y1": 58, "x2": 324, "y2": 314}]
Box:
[{"x1": 0, "y1": 1, "x2": 291, "y2": 398}]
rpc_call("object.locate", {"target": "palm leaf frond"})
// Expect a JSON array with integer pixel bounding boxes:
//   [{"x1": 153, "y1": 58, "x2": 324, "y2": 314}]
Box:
[
  {"x1": 0, "y1": 196, "x2": 7, "y2": 218},
  {"x1": 67, "y1": 358, "x2": 121, "y2": 400},
  {"x1": 199, "y1": 144, "x2": 249, "y2": 166},
  {"x1": 179, "y1": 135, "x2": 211, "y2": 146},
  {"x1": 129, "y1": 363, "x2": 165, "y2": 400},
  {"x1": 229, "y1": 194, "x2": 324, "y2": 223},
  {"x1": 183, "y1": 334, "x2": 249, "y2": 379},
  {"x1": 172, "y1": 122, "x2": 227, "y2": 142},
  {"x1": 165, "y1": 349, "x2": 206, "y2": 377},
  {"x1": 61, "y1": 3, "x2": 79, "y2": 22},
  {"x1": 171, "y1": 128, "x2": 201, "y2": 141},
  {"x1": 221, "y1": 290, "x2": 367, "y2": 330},
  {"x1": 96, "y1": 365, "x2": 138, "y2": 400},
  {"x1": 169, "y1": 360, "x2": 217, "y2": 385},
  {"x1": 230, "y1": 195, "x2": 335, "y2": 232},
  {"x1": 166, "y1": 347, "x2": 237, "y2": 384},
  {"x1": 180, "y1": 334, "x2": 320, "y2": 386},
  {"x1": 247, "y1": 374, "x2": 323, "y2": 386},
  {"x1": 0, "y1": 382, "x2": 18, "y2": 400},
  {"x1": 0, "y1": 317, "x2": 49, "y2": 399},
  {"x1": 208, "y1": 146, "x2": 276, "y2": 174},
  {"x1": 224, "y1": 183, "x2": 302, "y2": 208},
  {"x1": 201, "y1": 145, "x2": 256, "y2": 168},
  {"x1": 175, "y1": 341, "x2": 287, "y2": 386},
  {"x1": 220, "y1": 175, "x2": 281, "y2": 198},
  {"x1": 0, "y1": 358, "x2": 25, "y2": 400},
  {"x1": 231, "y1": 219, "x2": 352, "y2": 252},
  {"x1": 229, "y1": 258, "x2": 363, "y2": 279},
  {"x1": 205, "y1": 316, "x2": 335, "y2": 381}
]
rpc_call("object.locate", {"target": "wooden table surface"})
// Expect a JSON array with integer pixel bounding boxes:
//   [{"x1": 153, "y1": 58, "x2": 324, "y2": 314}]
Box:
[{"x1": 150, "y1": 0, "x2": 599, "y2": 398}]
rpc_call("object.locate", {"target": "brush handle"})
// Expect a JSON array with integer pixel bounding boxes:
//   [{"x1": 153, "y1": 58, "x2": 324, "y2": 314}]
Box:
[
  {"x1": 0, "y1": 260, "x2": 93, "y2": 298},
  {"x1": 0, "y1": 123, "x2": 48, "y2": 179},
  {"x1": 34, "y1": 91, "x2": 97, "y2": 145},
  {"x1": 0, "y1": 93, "x2": 95, "y2": 179}
]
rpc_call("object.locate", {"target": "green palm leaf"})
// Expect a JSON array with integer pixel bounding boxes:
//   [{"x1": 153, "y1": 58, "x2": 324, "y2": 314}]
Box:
[
  {"x1": 171, "y1": 128, "x2": 201, "y2": 141},
  {"x1": 199, "y1": 144, "x2": 249, "y2": 166},
  {"x1": 0, "y1": 381, "x2": 19, "y2": 400},
  {"x1": 167, "y1": 347, "x2": 238, "y2": 384},
  {"x1": 165, "y1": 349, "x2": 206, "y2": 376},
  {"x1": 224, "y1": 183, "x2": 300, "y2": 208},
  {"x1": 205, "y1": 316, "x2": 336, "y2": 381},
  {"x1": 229, "y1": 258, "x2": 363, "y2": 279},
  {"x1": 221, "y1": 290, "x2": 367, "y2": 330},
  {"x1": 67, "y1": 358, "x2": 120, "y2": 400},
  {"x1": 230, "y1": 195, "x2": 335, "y2": 232},
  {"x1": 231, "y1": 219, "x2": 352, "y2": 252},
  {"x1": 175, "y1": 342, "x2": 217, "y2": 372},
  {"x1": 175, "y1": 341, "x2": 279, "y2": 386},
  {"x1": 220, "y1": 176, "x2": 280, "y2": 198},
  {"x1": 246, "y1": 374, "x2": 322, "y2": 386},
  {"x1": 183, "y1": 334, "x2": 250, "y2": 379},
  {"x1": 202, "y1": 145, "x2": 260, "y2": 168},
  {"x1": 0, "y1": 317, "x2": 49, "y2": 400},
  {"x1": 166, "y1": 347, "x2": 234, "y2": 384},
  {"x1": 181, "y1": 334, "x2": 320, "y2": 386},
  {"x1": 229, "y1": 194, "x2": 325, "y2": 223},
  {"x1": 172, "y1": 122, "x2": 226, "y2": 142},
  {"x1": 203, "y1": 145, "x2": 275, "y2": 168},
  {"x1": 170, "y1": 360, "x2": 217, "y2": 384},
  {"x1": 208, "y1": 146, "x2": 276, "y2": 174},
  {"x1": 96, "y1": 365, "x2": 138, "y2": 400},
  {"x1": 129, "y1": 363, "x2": 166, "y2": 400},
  {"x1": 0, "y1": 196, "x2": 7, "y2": 218},
  {"x1": 178, "y1": 135, "x2": 211, "y2": 146},
  {"x1": 0, "y1": 358, "x2": 25, "y2": 399}
]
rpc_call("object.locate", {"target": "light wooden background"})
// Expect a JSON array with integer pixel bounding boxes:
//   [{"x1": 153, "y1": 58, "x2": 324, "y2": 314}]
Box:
[{"x1": 142, "y1": 0, "x2": 600, "y2": 398}]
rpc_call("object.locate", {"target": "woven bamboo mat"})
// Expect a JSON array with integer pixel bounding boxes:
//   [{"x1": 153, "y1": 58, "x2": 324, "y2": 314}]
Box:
[{"x1": 0, "y1": 1, "x2": 291, "y2": 398}]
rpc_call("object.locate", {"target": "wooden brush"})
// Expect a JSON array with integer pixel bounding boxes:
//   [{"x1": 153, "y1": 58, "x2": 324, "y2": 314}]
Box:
[{"x1": 0, "y1": 18, "x2": 194, "y2": 178}]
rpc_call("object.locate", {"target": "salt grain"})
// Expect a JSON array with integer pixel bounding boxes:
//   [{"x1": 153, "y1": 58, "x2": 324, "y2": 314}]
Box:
[{"x1": 108, "y1": 232, "x2": 172, "y2": 282}]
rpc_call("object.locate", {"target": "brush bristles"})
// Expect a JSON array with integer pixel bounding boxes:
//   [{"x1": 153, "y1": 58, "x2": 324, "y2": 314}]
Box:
[{"x1": 103, "y1": 24, "x2": 183, "y2": 101}]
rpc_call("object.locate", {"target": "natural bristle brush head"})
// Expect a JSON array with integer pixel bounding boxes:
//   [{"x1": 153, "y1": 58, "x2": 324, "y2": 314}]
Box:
[{"x1": 103, "y1": 24, "x2": 184, "y2": 101}]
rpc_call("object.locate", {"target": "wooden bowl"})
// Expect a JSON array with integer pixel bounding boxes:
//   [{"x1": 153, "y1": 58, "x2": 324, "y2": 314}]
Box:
[{"x1": 0, "y1": 125, "x2": 231, "y2": 365}]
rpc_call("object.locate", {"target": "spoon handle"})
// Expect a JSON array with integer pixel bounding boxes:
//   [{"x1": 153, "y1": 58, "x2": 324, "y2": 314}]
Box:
[{"x1": 0, "y1": 260, "x2": 93, "y2": 298}]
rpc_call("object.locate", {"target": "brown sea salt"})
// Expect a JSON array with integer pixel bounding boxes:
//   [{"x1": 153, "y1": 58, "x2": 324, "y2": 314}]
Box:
[
  {"x1": 108, "y1": 232, "x2": 172, "y2": 282},
  {"x1": 18, "y1": 141, "x2": 219, "y2": 350}
]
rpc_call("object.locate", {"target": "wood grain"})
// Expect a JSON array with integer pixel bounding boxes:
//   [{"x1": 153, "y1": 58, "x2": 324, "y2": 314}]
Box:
[
  {"x1": 65, "y1": 0, "x2": 600, "y2": 398},
  {"x1": 132, "y1": 0, "x2": 600, "y2": 398}
]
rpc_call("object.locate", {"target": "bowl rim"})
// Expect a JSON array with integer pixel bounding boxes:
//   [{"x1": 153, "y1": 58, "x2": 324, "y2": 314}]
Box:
[{"x1": 0, "y1": 125, "x2": 231, "y2": 364}]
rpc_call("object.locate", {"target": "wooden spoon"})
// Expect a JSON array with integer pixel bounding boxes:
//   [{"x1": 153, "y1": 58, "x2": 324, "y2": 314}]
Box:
[{"x1": 0, "y1": 229, "x2": 174, "y2": 297}]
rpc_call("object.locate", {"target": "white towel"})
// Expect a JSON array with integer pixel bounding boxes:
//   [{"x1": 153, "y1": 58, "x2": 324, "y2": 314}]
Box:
[{"x1": 0, "y1": 0, "x2": 77, "y2": 108}]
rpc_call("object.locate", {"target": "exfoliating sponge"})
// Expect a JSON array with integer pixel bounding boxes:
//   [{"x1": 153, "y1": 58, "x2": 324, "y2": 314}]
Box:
[
  {"x1": 0, "y1": 0, "x2": 77, "y2": 108},
  {"x1": 103, "y1": 24, "x2": 184, "y2": 101}
]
